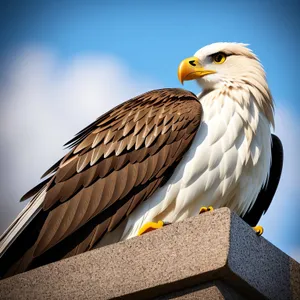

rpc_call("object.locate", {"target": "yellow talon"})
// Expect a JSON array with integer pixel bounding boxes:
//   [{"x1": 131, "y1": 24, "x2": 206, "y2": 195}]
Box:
[
  {"x1": 199, "y1": 206, "x2": 214, "y2": 214},
  {"x1": 138, "y1": 220, "x2": 165, "y2": 236},
  {"x1": 253, "y1": 225, "x2": 264, "y2": 236}
]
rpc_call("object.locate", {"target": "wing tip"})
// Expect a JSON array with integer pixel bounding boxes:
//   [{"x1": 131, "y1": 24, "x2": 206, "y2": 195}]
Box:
[{"x1": 20, "y1": 177, "x2": 51, "y2": 202}]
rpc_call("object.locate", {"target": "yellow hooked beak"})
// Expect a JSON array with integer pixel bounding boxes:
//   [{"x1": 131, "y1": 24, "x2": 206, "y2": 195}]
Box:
[{"x1": 178, "y1": 57, "x2": 215, "y2": 84}]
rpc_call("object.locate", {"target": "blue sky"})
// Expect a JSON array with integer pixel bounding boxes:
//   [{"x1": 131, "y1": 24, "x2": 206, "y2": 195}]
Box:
[
  {"x1": 1, "y1": 0, "x2": 299, "y2": 103},
  {"x1": 0, "y1": 0, "x2": 300, "y2": 261}
]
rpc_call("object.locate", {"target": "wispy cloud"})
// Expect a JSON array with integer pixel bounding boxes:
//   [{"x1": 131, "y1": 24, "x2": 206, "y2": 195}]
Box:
[
  {"x1": 0, "y1": 46, "x2": 159, "y2": 233},
  {"x1": 260, "y1": 106, "x2": 300, "y2": 262}
]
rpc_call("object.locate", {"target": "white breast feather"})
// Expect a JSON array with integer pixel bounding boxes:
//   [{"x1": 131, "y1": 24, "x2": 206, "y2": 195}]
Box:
[{"x1": 115, "y1": 88, "x2": 272, "y2": 241}]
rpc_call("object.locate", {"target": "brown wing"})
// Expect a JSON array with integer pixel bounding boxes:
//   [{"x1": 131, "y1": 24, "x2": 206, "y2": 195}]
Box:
[{"x1": 1, "y1": 88, "x2": 202, "y2": 277}]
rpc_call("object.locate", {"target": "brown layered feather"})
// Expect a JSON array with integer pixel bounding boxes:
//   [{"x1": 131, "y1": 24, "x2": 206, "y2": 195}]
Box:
[{"x1": 0, "y1": 88, "x2": 202, "y2": 277}]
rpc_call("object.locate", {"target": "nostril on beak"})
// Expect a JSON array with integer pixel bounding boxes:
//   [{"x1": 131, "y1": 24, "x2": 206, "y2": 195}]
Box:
[{"x1": 189, "y1": 60, "x2": 196, "y2": 66}]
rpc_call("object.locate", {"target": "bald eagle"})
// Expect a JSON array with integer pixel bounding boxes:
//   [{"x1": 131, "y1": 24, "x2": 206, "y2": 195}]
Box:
[{"x1": 0, "y1": 42, "x2": 283, "y2": 277}]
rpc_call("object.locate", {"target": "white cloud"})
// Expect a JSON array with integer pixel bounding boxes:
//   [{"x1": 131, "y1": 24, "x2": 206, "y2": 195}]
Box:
[
  {"x1": 274, "y1": 107, "x2": 300, "y2": 189},
  {"x1": 0, "y1": 46, "x2": 159, "y2": 233},
  {"x1": 260, "y1": 105, "x2": 300, "y2": 261}
]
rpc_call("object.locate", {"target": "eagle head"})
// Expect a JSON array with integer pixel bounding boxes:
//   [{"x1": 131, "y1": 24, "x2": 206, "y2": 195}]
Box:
[{"x1": 178, "y1": 42, "x2": 274, "y2": 126}]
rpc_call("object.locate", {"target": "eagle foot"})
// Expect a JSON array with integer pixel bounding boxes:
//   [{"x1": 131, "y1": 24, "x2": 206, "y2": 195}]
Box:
[
  {"x1": 253, "y1": 225, "x2": 264, "y2": 236},
  {"x1": 199, "y1": 206, "x2": 214, "y2": 214},
  {"x1": 138, "y1": 220, "x2": 169, "y2": 236}
]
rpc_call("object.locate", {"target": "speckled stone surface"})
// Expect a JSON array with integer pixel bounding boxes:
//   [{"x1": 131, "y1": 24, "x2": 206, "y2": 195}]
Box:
[
  {"x1": 0, "y1": 208, "x2": 299, "y2": 300},
  {"x1": 157, "y1": 281, "x2": 246, "y2": 299},
  {"x1": 162, "y1": 285, "x2": 225, "y2": 300},
  {"x1": 227, "y1": 212, "x2": 300, "y2": 300}
]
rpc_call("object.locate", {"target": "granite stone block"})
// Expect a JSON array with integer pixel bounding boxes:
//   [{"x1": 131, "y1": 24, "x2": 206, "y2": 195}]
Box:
[{"x1": 0, "y1": 208, "x2": 299, "y2": 300}]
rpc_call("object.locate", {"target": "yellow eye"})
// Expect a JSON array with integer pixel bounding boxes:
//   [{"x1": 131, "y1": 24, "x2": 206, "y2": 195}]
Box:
[{"x1": 212, "y1": 53, "x2": 226, "y2": 64}]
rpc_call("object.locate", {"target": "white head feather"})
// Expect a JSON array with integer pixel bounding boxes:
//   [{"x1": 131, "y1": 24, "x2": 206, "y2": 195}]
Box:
[{"x1": 194, "y1": 42, "x2": 274, "y2": 126}]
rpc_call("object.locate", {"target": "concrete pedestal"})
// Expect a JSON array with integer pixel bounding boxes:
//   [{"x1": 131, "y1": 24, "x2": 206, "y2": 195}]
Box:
[{"x1": 0, "y1": 208, "x2": 299, "y2": 299}]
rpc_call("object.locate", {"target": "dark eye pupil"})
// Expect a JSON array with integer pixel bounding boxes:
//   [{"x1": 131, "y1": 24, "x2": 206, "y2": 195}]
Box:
[{"x1": 215, "y1": 54, "x2": 223, "y2": 62}]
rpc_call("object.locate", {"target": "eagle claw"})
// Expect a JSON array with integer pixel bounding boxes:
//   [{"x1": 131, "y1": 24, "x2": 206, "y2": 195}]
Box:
[
  {"x1": 138, "y1": 220, "x2": 167, "y2": 236},
  {"x1": 199, "y1": 206, "x2": 214, "y2": 214},
  {"x1": 253, "y1": 225, "x2": 264, "y2": 236}
]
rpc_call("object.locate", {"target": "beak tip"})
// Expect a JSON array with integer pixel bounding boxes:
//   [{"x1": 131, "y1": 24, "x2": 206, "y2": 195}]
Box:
[{"x1": 178, "y1": 75, "x2": 184, "y2": 85}]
